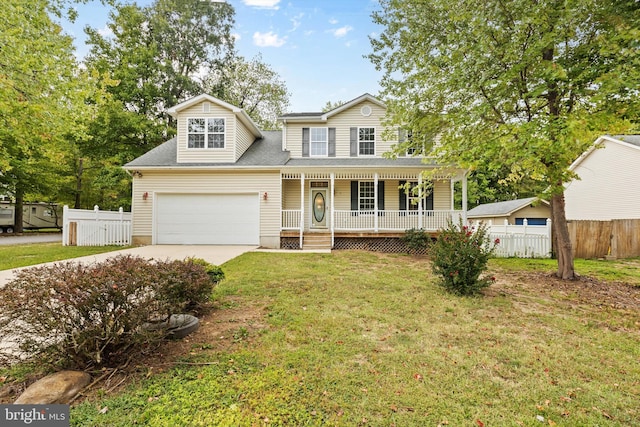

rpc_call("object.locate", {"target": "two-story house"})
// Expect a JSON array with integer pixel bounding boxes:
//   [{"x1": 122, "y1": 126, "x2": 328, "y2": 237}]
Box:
[{"x1": 124, "y1": 93, "x2": 468, "y2": 250}]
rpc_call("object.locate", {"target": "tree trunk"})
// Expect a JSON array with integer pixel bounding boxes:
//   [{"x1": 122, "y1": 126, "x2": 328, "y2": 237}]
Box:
[
  {"x1": 75, "y1": 158, "x2": 83, "y2": 209},
  {"x1": 14, "y1": 188, "x2": 24, "y2": 234},
  {"x1": 551, "y1": 192, "x2": 575, "y2": 279}
]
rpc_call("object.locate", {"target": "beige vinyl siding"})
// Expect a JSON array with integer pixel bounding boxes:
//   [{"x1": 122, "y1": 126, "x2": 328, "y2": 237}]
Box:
[
  {"x1": 326, "y1": 101, "x2": 387, "y2": 157},
  {"x1": 176, "y1": 101, "x2": 237, "y2": 163},
  {"x1": 508, "y1": 205, "x2": 550, "y2": 224},
  {"x1": 565, "y1": 140, "x2": 640, "y2": 220},
  {"x1": 130, "y1": 170, "x2": 281, "y2": 246},
  {"x1": 432, "y1": 180, "x2": 451, "y2": 210},
  {"x1": 235, "y1": 120, "x2": 255, "y2": 162},
  {"x1": 333, "y1": 180, "x2": 352, "y2": 211},
  {"x1": 282, "y1": 180, "x2": 301, "y2": 210},
  {"x1": 284, "y1": 101, "x2": 396, "y2": 158}
]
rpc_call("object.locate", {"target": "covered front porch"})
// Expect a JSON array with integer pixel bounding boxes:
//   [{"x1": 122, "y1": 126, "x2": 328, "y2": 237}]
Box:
[{"x1": 280, "y1": 168, "x2": 468, "y2": 249}]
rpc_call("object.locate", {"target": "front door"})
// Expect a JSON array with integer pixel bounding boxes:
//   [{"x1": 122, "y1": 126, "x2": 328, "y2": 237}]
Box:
[{"x1": 311, "y1": 187, "x2": 327, "y2": 228}]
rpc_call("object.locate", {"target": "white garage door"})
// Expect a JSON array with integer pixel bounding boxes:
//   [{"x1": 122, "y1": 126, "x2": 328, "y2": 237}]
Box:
[{"x1": 156, "y1": 193, "x2": 259, "y2": 245}]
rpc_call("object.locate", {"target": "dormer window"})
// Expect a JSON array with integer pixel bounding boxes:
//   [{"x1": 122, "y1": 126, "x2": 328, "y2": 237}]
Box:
[{"x1": 188, "y1": 118, "x2": 225, "y2": 149}]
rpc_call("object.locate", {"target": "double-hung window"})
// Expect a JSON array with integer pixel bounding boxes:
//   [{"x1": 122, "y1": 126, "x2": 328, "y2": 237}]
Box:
[
  {"x1": 407, "y1": 182, "x2": 421, "y2": 211},
  {"x1": 359, "y1": 127, "x2": 375, "y2": 156},
  {"x1": 310, "y1": 127, "x2": 328, "y2": 156},
  {"x1": 359, "y1": 181, "x2": 375, "y2": 211},
  {"x1": 401, "y1": 181, "x2": 433, "y2": 212},
  {"x1": 188, "y1": 118, "x2": 225, "y2": 149}
]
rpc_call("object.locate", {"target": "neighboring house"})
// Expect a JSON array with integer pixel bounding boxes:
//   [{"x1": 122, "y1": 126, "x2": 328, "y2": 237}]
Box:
[
  {"x1": 564, "y1": 135, "x2": 640, "y2": 221},
  {"x1": 124, "y1": 93, "x2": 468, "y2": 249},
  {"x1": 467, "y1": 197, "x2": 551, "y2": 226}
]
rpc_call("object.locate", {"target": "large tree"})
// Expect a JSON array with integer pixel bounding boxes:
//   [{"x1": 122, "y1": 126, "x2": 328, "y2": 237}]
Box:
[
  {"x1": 80, "y1": 0, "x2": 235, "y2": 207},
  {"x1": 203, "y1": 54, "x2": 290, "y2": 130},
  {"x1": 85, "y1": 0, "x2": 235, "y2": 131},
  {"x1": 0, "y1": 0, "x2": 98, "y2": 231},
  {"x1": 370, "y1": 0, "x2": 639, "y2": 279}
]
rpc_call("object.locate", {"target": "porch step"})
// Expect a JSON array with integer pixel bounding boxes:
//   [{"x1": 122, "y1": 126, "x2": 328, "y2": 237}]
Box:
[{"x1": 302, "y1": 233, "x2": 332, "y2": 250}]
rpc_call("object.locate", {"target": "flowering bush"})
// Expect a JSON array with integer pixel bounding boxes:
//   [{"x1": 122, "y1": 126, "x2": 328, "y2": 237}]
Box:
[{"x1": 430, "y1": 219, "x2": 499, "y2": 295}]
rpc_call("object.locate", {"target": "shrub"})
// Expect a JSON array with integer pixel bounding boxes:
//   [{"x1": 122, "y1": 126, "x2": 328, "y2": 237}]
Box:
[
  {"x1": 155, "y1": 258, "x2": 223, "y2": 316},
  {"x1": 430, "y1": 219, "x2": 499, "y2": 296},
  {"x1": 0, "y1": 255, "x2": 219, "y2": 369},
  {"x1": 402, "y1": 228, "x2": 431, "y2": 254},
  {"x1": 189, "y1": 257, "x2": 225, "y2": 284}
]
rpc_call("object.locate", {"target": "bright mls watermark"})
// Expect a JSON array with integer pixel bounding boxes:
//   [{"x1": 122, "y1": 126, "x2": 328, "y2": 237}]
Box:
[{"x1": 1, "y1": 405, "x2": 69, "y2": 426}]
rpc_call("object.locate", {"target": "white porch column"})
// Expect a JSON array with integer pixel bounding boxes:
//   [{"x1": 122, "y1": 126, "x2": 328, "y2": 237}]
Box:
[
  {"x1": 331, "y1": 173, "x2": 335, "y2": 247},
  {"x1": 462, "y1": 172, "x2": 468, "y2": 223},
  {"x1": 418, "y1": 173, "x2": 423, "y2": 229},
  {"x1": 450, "y1": 180, "x2": 455, "y2": 210},
  {"x1": 374, "y1": 173, "x2": 379, "y2": 232},
  {"x1": 300, "y1": 173, "x2": 305, "y2": 249}
]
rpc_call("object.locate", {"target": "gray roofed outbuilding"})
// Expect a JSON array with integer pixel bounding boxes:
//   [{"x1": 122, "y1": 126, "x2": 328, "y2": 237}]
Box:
[
  {"x1": 467, "y1": 197, "x2": 547, "y2": 218},
  {"x1": 612, "y1": 134, "x2": 640, "y2": 147}
]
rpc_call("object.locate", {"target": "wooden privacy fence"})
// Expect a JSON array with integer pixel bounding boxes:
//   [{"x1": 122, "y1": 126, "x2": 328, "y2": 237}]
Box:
[
  {"x1": 63, "y1": 205, "x2": 132, "y2": 246},
  {"x1": 568, "y1": 219, "x2": 640, "y2": 259},
  {"x1": 473, "y1": 219, "x2": 552, "y2": 258}
]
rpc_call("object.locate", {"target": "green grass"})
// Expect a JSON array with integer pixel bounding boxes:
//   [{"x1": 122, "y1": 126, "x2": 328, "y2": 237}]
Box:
[
  {"x1": 491, "y1": 257, "x2": 640, "y2": 286},
  {"x1": 0, "y1": 243, "x2": 128, "y2": 270},
  {"x1": 66, "y1": 251, "x2": 640, "y2": 426}
]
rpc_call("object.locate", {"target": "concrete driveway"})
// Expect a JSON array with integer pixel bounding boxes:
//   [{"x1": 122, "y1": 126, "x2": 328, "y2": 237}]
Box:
[{"x1": 0, "y1": 245, "x2": 257, "y2": 287}]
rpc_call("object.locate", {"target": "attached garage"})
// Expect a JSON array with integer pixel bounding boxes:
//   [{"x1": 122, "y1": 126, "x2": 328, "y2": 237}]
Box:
[{"x1": 155, "y1": 193, "x2": 260, "y2": 245}]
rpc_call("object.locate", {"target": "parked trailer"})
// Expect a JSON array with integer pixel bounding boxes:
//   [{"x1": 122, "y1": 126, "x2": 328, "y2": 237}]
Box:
[{"x1": 0, "y1": 202, "x2": 62, "y2": 233}]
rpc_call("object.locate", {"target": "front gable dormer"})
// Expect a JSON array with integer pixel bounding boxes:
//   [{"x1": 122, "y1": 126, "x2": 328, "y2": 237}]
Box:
[
  {"x1": 168, "y1": 94, "x2": 262, "y2": 164},
  {"x1": 279, "y1": 93, "x2": 396, "y2": 158}
]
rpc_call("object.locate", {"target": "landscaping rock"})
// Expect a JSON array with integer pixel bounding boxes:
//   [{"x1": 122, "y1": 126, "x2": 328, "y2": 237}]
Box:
[{"x1": 14, "y1": 371, "x2": 91, "y2": 404}]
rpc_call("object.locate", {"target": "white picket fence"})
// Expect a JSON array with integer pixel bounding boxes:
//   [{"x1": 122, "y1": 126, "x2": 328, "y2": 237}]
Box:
[
  {"x1": 62, "y1": 205, "x2": 132, "y2": 246},
  {"x1": 473, "y1": 219, "x2": 552, "y2": 258}
]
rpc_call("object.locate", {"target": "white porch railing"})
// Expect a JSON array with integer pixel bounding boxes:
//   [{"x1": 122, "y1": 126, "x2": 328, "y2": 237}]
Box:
[
  {"x1": 63, "y1": 205, "x2": 132, "y2": 246},
  {"x1": 477, "y1": 219, "x2": 552, "y2": 258},
  {"x1": 282, "y1": 209, "x2": 463, "y2": 232},
  {"x1": 282, "y1": 210, "x2": 301, "y2": 230}
]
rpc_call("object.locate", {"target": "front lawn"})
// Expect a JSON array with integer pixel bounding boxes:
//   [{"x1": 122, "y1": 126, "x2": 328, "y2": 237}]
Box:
[
  {"x1": 0, "y1": 243, "x2": 127, "y2": 271},
  {"x1": 65, "y1": 251, "x2": 639, "y2": 426}
]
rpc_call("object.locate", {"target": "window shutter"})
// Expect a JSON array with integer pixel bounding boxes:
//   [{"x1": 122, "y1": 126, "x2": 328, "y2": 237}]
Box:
[
  {"x1": 377, "y1": 181, "x2": 385, "y2": 210},
  {"x1": 351, "y1": 181, "x2": 358, "y2": 210},
  {"x1": 350, "y1": 127, "x2": 358, "y2": 157},
  {"x1": 302, "y1": 128, "x2": 310, "y2": 157},
  {"x1": 328, "y1": 128, "x2": 336, "y2": 157},
  {"x1": 399, "y1": 180, "x2": 407, "y2": 210},
  {"x1": 425, "y1": 189, "x2": 434, "y2": 210}
]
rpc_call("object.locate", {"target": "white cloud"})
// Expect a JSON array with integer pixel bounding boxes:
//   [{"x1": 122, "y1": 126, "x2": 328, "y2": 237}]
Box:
[
  {"x1": 253, "y1": 31, "x2": 286, "y2": 47},
  {"x1": 98, "y1": 25, "x2": 113, "y2": 37},
  {"x1": 289, "y1": 13, "x2": 304, "y2": 32},
  {"x1": 243, "y1": 0, "x2": 280, "y2": 9},
  {"x1": 331, "y1": 25, "x2": 353, "y2": 38},
  {"x1": 328, "y1": 18, "x2": 338, "y2": 25}
]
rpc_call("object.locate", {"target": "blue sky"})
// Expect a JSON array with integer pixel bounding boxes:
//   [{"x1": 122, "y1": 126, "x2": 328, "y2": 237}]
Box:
[{"x1": 59, "y1": 0, "x2": 384, "y2": 113}]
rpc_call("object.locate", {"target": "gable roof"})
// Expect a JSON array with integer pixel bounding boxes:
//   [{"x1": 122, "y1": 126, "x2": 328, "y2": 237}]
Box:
[
  {"x1": 167, "y1": 94, "x2": 263, "y2": 138},
  {"x1": 570, "y1": 134, "x2": 640, "y2": 171},
  {"x1": 124, "y1": 130, "x2": 288, "y2": 169},
  {"x1": 279, "y1": 93, "x2": 385, "y2": 122},
  {"x1": 467, "y1": 197, "x2": 549, "y2": 218}
]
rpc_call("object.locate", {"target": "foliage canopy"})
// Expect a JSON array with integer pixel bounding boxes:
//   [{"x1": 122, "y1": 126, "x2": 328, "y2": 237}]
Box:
[{"x1": 370, "y1": 0, "x2": 640, "y2": 278}]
